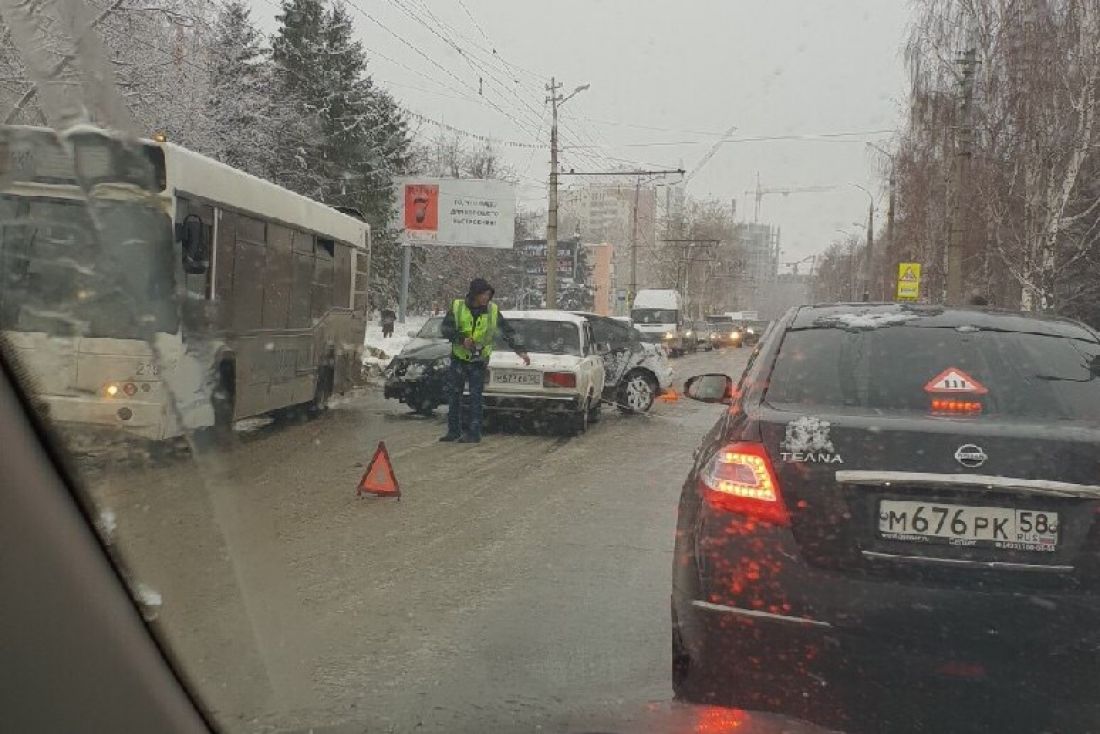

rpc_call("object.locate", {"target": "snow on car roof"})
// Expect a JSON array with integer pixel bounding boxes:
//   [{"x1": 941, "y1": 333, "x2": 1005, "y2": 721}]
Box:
[{"x1": 503, "y1": 310, "x2": 587, "y2": 326}]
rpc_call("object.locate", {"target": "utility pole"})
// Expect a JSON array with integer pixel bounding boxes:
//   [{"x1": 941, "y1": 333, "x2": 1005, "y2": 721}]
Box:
[
  {"x1": 545, "y1": 77, "x2": 562, "y2": 308},
  {"x1": 864, "y1": 202, "x2": 874, "y2": 302},
  {"x1": 630, "y1": 178, "x2": 641, "y2": 307},
  {"x1": 947, "y1": 48, "x2": 979, "y2": 305},
  {"x1": 544, "y1": 79, "x2": 590, "y2": 308},
  {"x1": 885, "y1": 171, "x2": 896, "y2": 300}
]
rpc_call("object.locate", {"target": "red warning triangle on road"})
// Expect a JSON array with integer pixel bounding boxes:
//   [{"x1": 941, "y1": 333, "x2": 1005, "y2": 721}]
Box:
[
  {"x1": 357, "y1": 441, "x2": 401, "y2": 499},
  {"x1": 923, "y1": 367, "x2": 989, "y2": 395}
]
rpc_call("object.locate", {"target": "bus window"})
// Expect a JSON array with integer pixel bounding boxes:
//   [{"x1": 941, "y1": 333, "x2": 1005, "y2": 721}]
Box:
[
  {"x1": 263, "y1": 224, "x2": 292, "y2": 329},
  {"x1": 317, "y1": 237, "x2": 335, "y2": 258},
  {"x1": 237, "y1": 214, "x2": 266, "y2": 245},
  {"x1": 293, "y1": 229, "x2": 313, "y2": 254},
  {"x1": 177, "y1": 199, "x2": 213, "y2": 300},
  {"x1": 334, "y1": 243, "x2": 352, "y2": 309},
  {"x1": 289, "y1": 230, "x2": 313, "y2": 329},
  {"x1": 311, "y1": 248, "x2": 333, "y2": 322},
  {"x1": 214, "y1": 210, "x2": 236, "y2": 314},
  {"x1": 232, "y1": 224, "x2": 264, "y2": 331}
]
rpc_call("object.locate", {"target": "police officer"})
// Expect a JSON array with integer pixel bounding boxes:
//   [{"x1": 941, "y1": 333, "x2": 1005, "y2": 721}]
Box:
[{"x1": 439, "y1": 278, "x2": 529, "y2": 443}]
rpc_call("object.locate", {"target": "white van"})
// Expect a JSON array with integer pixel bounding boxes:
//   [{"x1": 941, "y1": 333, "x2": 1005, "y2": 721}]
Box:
[{"x1": 631, "y1": 289, "x2": 687, "y2": 356}]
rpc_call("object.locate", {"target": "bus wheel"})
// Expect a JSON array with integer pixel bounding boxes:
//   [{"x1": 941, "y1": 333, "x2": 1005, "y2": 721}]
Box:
[{"x1": 307, "y1": 367, "x2": 334, "y2": 417}]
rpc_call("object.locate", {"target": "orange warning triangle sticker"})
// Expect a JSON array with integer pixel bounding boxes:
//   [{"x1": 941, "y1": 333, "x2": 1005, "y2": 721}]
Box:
[
  {"x1": 900, "y1": 267, "x2": 919, "y2": 282},
  {"x1": 357, "y1": 441, "x2": 401, "y2": 499},
  {"x1": 923, "y1": 367, "x2": 988, "y2": 395}
]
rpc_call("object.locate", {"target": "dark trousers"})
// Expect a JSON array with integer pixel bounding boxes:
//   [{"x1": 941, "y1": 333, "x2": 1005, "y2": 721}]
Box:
[{"x1": 447, "y1": 356, "x2": 485, "y2": 438}]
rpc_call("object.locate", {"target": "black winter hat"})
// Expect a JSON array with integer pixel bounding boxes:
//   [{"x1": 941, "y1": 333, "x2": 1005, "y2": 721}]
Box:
[{"x1": 467, "y1": 278, "x2": 495, "y2": 299}]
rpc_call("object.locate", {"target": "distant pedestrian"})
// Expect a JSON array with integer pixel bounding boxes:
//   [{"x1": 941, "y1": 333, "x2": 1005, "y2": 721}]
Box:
[
  {"x1": 380, "y1": 308, "x2": 396, "y2": 338},
  {"x1": 439, "y1": 278, "x2": 529, "y2": 443}
]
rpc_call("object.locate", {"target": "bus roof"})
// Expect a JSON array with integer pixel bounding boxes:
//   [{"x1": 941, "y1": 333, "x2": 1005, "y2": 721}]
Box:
[{"x1": 160, "y1": 143, "x2": 370, "y2": 249}]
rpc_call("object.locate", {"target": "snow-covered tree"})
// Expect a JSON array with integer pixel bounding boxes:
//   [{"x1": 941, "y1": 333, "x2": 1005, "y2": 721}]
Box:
[
  {"x1": 203, "y1": 0, "x2": 280, "y2": 177},
  {"x1": 271, "y1": 0, "x2": 410, "y2": 308}
]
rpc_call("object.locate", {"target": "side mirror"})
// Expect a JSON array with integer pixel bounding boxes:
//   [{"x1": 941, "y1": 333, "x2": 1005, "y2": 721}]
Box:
[
  {"x1": 684, "y1": 373, "x2": 733, "y2": 404},
  {"x1": 177, "y1": 214, "x2": 209, "y2": 275}
]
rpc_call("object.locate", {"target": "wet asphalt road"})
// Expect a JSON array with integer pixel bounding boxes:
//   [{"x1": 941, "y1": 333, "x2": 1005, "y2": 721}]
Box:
[{"x1": 82, "y1": 345, "x2": 829, "y2": 734}]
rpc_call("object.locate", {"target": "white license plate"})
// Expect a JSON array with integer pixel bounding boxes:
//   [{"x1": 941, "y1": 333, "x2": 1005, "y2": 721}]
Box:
[
  {"x1": 492, "y1": 370, "x2": 541, "y2": 386},
  {"x1": 878, "y1": 500, "x2": 1059, "y2": 552}
]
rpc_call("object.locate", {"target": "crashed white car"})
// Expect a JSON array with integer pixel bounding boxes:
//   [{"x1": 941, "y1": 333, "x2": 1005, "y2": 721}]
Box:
[
  {"x1": 573, "y1": 312, "x2": 674, "y2": 413},
  {"x1": 482, "y1": 311, "x2": 607, "y2": 435}
]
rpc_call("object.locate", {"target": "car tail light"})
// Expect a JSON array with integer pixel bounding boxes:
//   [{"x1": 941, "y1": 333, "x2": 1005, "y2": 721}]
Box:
[
  {"x1": 699, "y1": 442, "x2": 788, "y2": 525},
  {"x1": 543, "y1": 371, "x2": 576, "y2": 388}
]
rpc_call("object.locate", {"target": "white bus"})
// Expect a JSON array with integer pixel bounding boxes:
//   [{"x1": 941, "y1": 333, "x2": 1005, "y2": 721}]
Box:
[{"x1": 0, "y1": 125, "x2": 371, "y2": 441}]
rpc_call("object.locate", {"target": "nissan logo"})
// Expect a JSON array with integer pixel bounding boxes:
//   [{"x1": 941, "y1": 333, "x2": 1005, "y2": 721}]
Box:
[{"x1": 954, "y1": 444, "x2": 988, "y2": 469}]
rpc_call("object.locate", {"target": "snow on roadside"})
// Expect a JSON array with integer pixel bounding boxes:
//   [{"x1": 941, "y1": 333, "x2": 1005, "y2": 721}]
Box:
[{"x1": 363, "y1": 315, "x2": 429, "y2": 367}]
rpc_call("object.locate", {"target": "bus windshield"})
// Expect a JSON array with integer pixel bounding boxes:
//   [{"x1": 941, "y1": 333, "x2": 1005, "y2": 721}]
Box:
[
  {"x1": 631, "y1": 308, "x2": 678, "y2": 325},
  {"x1": 0, "y1": 195, "x2": 177, "y2": 339}
]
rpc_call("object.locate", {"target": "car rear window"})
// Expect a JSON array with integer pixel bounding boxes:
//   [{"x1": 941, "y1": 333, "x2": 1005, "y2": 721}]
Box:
[
  {"x1": 766, "y1": 326, "x2": 1100, "y2": 421},
  {"x1": 496, "y1": 319, "x2": 581, "y2": 356}
]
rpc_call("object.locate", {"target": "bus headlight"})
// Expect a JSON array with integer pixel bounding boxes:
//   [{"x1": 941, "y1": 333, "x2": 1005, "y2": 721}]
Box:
[
  {"x1": 105, "y1": 384, "x2": 120, "y2": 397},
  {"x1": 664, "y1": 332, "x2": 674, "y2": 339}
]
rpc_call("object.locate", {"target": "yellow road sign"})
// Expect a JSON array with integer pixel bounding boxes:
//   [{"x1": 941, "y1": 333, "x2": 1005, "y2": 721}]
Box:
[{"x1": 897, "y1": 262, "x2": 921, "y2": 300}]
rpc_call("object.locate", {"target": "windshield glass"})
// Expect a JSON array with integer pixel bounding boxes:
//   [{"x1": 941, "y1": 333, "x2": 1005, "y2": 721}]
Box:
[
  {"x1": 417, "y1": 316, "x2": 444, "y2": 338},
  {"x1": 496, "y1": 318, "x2": 581, "y2": 355},
  {"x1": 11, "y1": 2, "x2": 1100, "y2": 734},
  {"x1": 631, "y1": 308, "x2": 677, "y2": 325},
  {"x1": 768, "y1": 326, "x2": 1100, "y2": 420},
  {"x1": 0, "y1": 195, "x2": 176, "y2": 338}
]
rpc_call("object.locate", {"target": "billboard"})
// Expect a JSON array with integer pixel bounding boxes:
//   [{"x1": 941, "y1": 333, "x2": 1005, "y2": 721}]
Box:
[{"x1": 395, "y1": 177, "x2": 516, "y2": 249}]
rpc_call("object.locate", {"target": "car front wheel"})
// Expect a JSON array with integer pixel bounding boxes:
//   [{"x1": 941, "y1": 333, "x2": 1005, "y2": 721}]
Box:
[{"x1": 618, "y1": 370, "x2": 657, "y2": 413}]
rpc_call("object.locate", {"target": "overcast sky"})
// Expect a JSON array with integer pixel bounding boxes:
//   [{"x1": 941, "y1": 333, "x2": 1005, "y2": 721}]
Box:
[{"x1": 251, "y1": 0, "x2": 913, "y2": 269}]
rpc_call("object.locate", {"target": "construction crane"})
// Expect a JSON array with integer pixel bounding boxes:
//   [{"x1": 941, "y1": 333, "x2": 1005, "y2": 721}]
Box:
[
  {"x1": 783, "y1": 254, "x2": 817, "y2": 276},
  {"x1": 684, "y1": 122, "x2": 739, "y2": 186},
  {"x1": 745, "y1": 175, "x2": 837, "y2": 222}
]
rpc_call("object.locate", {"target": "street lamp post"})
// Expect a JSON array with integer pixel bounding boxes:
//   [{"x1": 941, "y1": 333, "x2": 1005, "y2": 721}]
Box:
[
  {"x1": 866, "y1": 143, "x2": 896, "y2": 301},
  {"x1": 852, "y1": 183, "x2": 875, "y2": 302},
  {"x1": 546, "y1": 80, "x2": 590, "y2": 309}
]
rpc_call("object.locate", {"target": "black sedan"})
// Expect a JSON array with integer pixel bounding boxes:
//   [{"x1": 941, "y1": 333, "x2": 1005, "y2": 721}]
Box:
[
  {"x1": 672, "y1": 304, "x2": 1100, "y2": 731},
  {"x1": 382, "y1": 317, "x2": 450, "y2": 415}
]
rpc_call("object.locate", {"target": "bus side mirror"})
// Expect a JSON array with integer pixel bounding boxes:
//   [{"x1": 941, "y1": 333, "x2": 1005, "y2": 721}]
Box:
[{"x1": 177, "y1": 214, "x2": 208, "y2": 275}]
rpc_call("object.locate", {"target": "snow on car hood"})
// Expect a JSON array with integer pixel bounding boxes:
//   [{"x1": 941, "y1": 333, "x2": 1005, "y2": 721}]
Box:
[{"x1": 491, "y1": 351, "x2": 583, "y2": 370}]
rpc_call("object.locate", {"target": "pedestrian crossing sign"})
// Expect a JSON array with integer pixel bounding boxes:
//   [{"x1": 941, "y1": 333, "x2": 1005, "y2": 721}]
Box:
[{"x1": 897, "y1": 262, "x2": 922, "y2": 300}]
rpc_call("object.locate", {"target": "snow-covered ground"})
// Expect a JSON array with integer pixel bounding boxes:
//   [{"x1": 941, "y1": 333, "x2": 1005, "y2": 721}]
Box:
[{"x1": 362, "y1": 315, "x2": 430, "y2": 368}]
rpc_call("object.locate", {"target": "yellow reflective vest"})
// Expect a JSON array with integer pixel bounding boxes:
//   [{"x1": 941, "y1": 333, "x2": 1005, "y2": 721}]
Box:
[{"x1": 451, "y1": 299, "x2": 499, "y2": 361}]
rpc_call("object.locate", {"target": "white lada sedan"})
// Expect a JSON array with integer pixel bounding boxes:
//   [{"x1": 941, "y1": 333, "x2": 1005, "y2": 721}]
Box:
[{"x1": 480, "y1": 311, "x2": 607, "y2": 435}]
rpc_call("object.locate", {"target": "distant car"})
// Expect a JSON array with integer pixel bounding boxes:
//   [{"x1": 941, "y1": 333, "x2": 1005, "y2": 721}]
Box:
[
  {"x1": 689, "y1": 321, "x2": 718, "y2": 351},
  {"x1": 382, "y1": 317, "x2": 450, "y2": 415},
  {"x1": 740, "y1": 319, "x2": 771, "y2": 346},
  {"x1": 672, "y1": 303, "x2": 1100, "y2": 722},
  {"x1": 572, "y1": 312, "x2": 674, "y2": 413},
  {"x1": 481, "y1": 311, "x2": 607, "y2": 435},
  {"x1": 705, "y1": 315, "x2": 744, "y2": 348}
]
